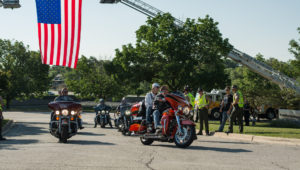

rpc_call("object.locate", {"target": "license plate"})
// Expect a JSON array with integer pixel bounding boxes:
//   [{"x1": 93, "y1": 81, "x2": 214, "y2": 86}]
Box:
[
  {"x1": 62, "y1": 120, "x2": 68, "y2": 125},
  {"x1": 133, "y1": 116, "x2": 143, "y2": 121}
]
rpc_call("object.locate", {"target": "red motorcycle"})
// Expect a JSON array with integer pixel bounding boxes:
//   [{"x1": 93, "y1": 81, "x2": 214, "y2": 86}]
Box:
[{"x1": 129, "y1": 92, "x2": 197, "y2": 148}]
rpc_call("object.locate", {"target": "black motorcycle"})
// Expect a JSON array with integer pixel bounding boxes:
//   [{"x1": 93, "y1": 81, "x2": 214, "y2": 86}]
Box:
[
  {"x1": 94, "y1": 106, "x2": 112, "y2": 128},
  {"x1": 49, "y1": 101, "x2": 81, "y2": 143}
]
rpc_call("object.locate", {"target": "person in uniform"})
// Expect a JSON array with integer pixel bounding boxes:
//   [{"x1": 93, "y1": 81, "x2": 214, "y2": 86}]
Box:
[
  {"x1": 226, "y1": 85, "x2": 244, "y2": 133},
  {"x1": 183, "y1": 85, "x2": 195, "y2": 121},
  {"x1": 196, "y1": 88, "x2": 210, "y2": 135},
  {"x1": 0, "y1": 96, "x2": 6, "y2": 140}
]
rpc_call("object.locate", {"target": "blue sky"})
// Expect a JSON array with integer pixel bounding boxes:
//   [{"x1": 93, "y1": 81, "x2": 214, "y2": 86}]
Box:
[{"x1": 0, "y1": 0, "x2": 300, "y2": 62}]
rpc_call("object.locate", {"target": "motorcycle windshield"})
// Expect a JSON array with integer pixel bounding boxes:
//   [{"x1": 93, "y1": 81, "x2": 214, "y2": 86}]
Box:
[
  {"x1": 48, "y1": 101, "x2": 81, "y2": 111},
  {"x1": 165, "y1": 92, "x2": 189, "y2": 109}
]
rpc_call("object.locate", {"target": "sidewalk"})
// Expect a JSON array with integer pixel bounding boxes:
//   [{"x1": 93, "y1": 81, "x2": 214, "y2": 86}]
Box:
[{"x1": 197, "y1": 130, "x2": 300, "y2": 146}]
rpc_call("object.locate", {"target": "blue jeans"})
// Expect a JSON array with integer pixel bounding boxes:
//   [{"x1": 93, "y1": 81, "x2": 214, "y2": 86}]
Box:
[
  {"x1": 153, "y1": 110, "x2": 161, "y2": 129},
  {"x1": 146, "y1": 106, "x2": 152, "y2": 124},
  {"x1": 218, "y1": 111, "x2": 229, "y2": 132}
]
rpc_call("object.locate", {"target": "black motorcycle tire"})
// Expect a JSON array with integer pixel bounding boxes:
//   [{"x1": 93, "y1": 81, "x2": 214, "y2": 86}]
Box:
[
  {"x1": 60, "y1": 126, "x2": 68, "y2": 143},
  {"x1": 174, "y1": 125, "x2": 195, "y2": 148},
  {"x1": 140, "y1": 137, "x2": 154, "y2": 145},
  {"x1": 100, "y1": 122, "x2": 105, "y2": 128}
]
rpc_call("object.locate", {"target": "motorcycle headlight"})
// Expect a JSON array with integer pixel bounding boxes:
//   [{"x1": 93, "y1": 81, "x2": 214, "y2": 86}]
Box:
[
  {"x1": 101, "y1": 110, "x2": 106, "y2": 115},
  {"x1": 183, "y1": 107, "x2": 190, "y2": 116},
  {"x1": 71, "y1": 110, "x2": 76, "y2": 115},
  {"x1": 62, "y1": 109, "x2": 69, "y2": 116},
  {"x1": 125, "y1": 110, "x2": 131, "y2": 116},
  {"x1": 55, "y1": 111, "x2": 60, "y2": 115}
]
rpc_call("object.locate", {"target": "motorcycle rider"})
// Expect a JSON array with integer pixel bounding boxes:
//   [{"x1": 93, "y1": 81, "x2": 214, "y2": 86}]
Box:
[
  {"x1": 183, "y1": 85, "x2": 195, "y2": 120},
  {"x1": 94, "y1": 98, "x2": 112, "y2": 128},
  {"x1": 116, "y1": 97, "x2": 131, "y2": 123},
  {"x1": 145, "y1": 83, "x2": 160, "y2": 130},
  {"x1": 53, "y1": 88, "x2": 84, "y2": 129},
  {"x1": 152, "y1": 85, "x2": 170, "y2": 130}
]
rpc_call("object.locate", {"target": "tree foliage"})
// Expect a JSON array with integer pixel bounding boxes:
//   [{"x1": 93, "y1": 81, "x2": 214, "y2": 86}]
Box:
[
  {"x1": 64, "y1": 56, "x2": 121, "y2": 100},
  {"x1": 108, "y1": 14, "x2": 232, "y2": 92},
  {"x1": 0, "y1": 39, "x2": 51, "y2": 108}
]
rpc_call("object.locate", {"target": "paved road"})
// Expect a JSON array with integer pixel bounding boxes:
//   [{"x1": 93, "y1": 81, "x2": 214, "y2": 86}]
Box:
[{"x1": 1, "y1": 111, "x2": 300, "y2": 170}]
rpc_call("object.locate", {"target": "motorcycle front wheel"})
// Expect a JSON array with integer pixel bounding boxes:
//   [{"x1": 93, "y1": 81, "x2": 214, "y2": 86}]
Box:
[
  {"x1": 60, "y1": 126, "x2": 68, "y2": 143},
  {"x1": 140, "y1": 137, "x2": 154, "y2": 145},
  {"x1": 174, "y1": 125, "x2": 195, "y2": 148}
]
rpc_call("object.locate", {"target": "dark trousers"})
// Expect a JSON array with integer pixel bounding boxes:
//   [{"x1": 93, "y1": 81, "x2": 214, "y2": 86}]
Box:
[
  {"x1": 0, "y1": 118, "x2": 3, "y2": 138},
  {"x1": 228, "y1": 106, "x2": 243, "y2": 132},
  {"x1": 244, "y1": 111, "x2": 250, "y2": 126},
  {"x1": 199, "y1": 107, "x2": 209, "y2": 134}
]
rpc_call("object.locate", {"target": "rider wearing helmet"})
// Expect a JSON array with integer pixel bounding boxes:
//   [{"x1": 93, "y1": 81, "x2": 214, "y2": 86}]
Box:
[{"x1": 94, "y1": 98, "x2": 112, "y2": 128}]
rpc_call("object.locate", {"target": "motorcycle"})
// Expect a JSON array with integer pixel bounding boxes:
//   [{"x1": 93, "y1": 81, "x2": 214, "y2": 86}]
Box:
[
  {"x1": 129, "y1": 92, "x2": 197, "y2": 148},
  {"x1": 94, "y1": 107, "x2": 112, "y2": 128},
  {"x1": 49, "y1": 100, "x2": 82, "y2": 143}
]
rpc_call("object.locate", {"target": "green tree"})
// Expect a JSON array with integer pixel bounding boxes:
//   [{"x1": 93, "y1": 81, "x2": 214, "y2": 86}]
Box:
[
  {"x1": 0, "y1": 39, "x2": 51, "y2": 108},
  {"x1": 109, "y1": 14, "x2": 232, "y2": 92},
  {"x1": 289, "y1": 27, "x2": 300, "y2": 83},
  {"x1": 64, "y1": 56, "x2": 121, "y2": 100}
]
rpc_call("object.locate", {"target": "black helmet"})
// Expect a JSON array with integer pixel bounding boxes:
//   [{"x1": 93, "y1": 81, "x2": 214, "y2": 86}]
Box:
[
  {"x1": 232, "y1": 85, "x2": 238, "y2": 89},
  {"x1": 99, "y1": 98, "x2": 104, "y2": 104},
  {"x1": 184, "y1": 85, "x2": 190, "y2": 92},
  {"x1": 197, "y1": 87, "x2": 203, "y2": 92}
]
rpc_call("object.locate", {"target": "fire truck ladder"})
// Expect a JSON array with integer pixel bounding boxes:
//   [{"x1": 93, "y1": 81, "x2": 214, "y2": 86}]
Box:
[{"x1": 100, "y1": 0, "x2": 300, "y2": 94}]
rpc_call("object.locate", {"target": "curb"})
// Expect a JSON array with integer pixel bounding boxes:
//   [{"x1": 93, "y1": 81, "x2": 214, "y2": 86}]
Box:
[
  {"x1": 2, "y1": 120, "x2": 14, "y2": 135},
  {"x1": 212, "y1": 132, "x2": 300, "y2": 146}
]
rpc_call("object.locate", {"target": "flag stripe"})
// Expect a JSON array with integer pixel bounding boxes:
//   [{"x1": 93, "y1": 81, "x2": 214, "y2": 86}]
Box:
[
  {"x1": 44, "y1": 24, "x2": 48, "y2": 64},
  {"x1": 74, "y1": 0, "x2": 82, "y2": 69},
  {"x1": 68, "y1": 0, "x2": 76, "y2": 67},
  {"x1": 50, "y1": 24, "x2": 55, "y2": 65},
  {"x1": 63, "y1": 0, "x2": 68, "y2": 66},
  {"x1": 37, "y1": 23, "x2": 43, "y2": 63},
  {"x1": 56, "y1": 24, "x2": 61, "y2": 66}
]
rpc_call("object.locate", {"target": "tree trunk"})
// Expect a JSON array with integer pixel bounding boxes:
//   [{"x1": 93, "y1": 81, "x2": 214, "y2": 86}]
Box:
[{"x1": 5, "y1": 96, "x2": 11, "y2": 109}]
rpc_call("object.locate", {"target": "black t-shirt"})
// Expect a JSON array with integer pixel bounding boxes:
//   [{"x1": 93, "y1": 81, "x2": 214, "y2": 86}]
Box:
[
  {"x1": 153, "y1": 93, "x2": 170, "y2": 113},
  {"x1": 223, "y1": 94, "x2": 233, "y2": 111}
]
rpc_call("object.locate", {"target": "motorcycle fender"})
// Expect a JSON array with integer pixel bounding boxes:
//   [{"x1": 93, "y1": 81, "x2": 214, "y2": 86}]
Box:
[
  {"x1": 161, "y1": 115, "x2": 169, "y2": 135},
  {"x1": 180, "y1": 119, "x2": 195, "y2": 126},
  {"x1": 62, "y1": 119, "x2": 68, "y2": 125}
]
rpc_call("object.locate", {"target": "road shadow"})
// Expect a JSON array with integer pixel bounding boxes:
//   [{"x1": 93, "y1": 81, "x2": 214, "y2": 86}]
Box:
[
  {"x1": 153, "y1": 144, "x2": 252, "y2": 153},
  {"x1": 6, "y1": 122, "x2": 49, "y2": 137},
  {"x1": 78, "y1": 132, "x2": 105, "y2": 136},
  {"x1": 0, "y1": 139, "x2": 39, "y2": 150},
  {"x1": 67, "y1": 140, "x2": 115, "y2": 145}
]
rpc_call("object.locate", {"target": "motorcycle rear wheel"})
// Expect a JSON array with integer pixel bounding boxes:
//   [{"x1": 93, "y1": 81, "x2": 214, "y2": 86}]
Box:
[
  {"x1": 140, "y1": 137, "x2": 154, "y2": 145},
  {"x1": 174, "y1": 125, "x2": 195, "y2": 148}
]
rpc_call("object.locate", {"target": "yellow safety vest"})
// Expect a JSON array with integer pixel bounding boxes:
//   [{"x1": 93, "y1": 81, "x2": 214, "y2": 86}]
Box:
[
  {"x1": 198, "y1": 94, "x2": 207, "y2": 109},
  {"x1": 187, "y1": 93, "x2": 195, "y2": 107},
  {"x1": 234, "y1": 90, "x2": 244, "y2": 108}
]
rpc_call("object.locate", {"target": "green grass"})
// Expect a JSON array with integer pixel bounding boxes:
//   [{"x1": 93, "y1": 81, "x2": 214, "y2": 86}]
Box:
[
  {"x1": 1, "y1": 119, "x2": 9, "y2": 127},
  {"x1": 196, "y1": 120, "x2": 300, "y2": 139}
]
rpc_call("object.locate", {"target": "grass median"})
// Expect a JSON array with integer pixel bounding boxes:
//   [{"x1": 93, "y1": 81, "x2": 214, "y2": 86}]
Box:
[
  {"x1": 1, "y1": 119, "x2": 9, "y2": 127},
  {"x1": 196, "y1": 120, "x2": 300, "y2": 139}
]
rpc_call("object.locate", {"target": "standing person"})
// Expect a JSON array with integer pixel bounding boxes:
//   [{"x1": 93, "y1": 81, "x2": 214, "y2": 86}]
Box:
[
  {"x1": 183, "y1": 85, "x2": 195, "y2": 120},
  {"x1": 226, "y1": 85, "x2": 244, "y2": 134},
  {"x1": 0, "y1": 96, "x2": 6, "y2": 140},
  {"x1": 145, "y1": 83, "x2": 160, "y2": 128},
  {"x1": 196, "y1": 88, "x2": 210, "y2": 135},
  {"x1": 243, "y1": 100, "x2": 251, "y2": 126},
  {"x1": 215, "y1": 86, "x2": 233, "y2": 132}
]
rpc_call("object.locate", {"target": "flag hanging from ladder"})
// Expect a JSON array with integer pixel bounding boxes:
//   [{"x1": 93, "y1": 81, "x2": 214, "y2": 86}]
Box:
[{"x1": 35, "y1": 0, "x2": 82, "y2": 68}]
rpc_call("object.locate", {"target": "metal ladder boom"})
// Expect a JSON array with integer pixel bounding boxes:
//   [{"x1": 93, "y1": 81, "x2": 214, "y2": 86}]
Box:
[{"x1": 100, "y1": 0, "x2": 300, "y2": 93}]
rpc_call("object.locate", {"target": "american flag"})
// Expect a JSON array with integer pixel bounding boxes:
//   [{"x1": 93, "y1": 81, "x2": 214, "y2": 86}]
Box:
[{"x1": 35, "y1": 0, "x2": 82, "y2": 68}]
